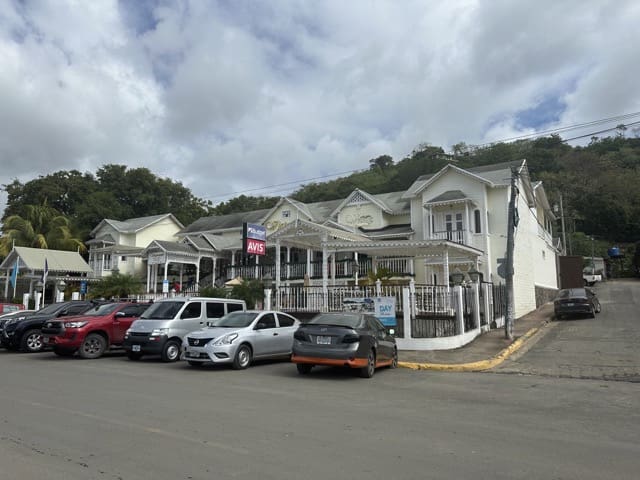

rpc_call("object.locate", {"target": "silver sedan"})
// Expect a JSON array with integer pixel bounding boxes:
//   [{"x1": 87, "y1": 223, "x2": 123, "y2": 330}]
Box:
[{"x1": 182, "y1": 310, "x2": 300, "y2": 369}]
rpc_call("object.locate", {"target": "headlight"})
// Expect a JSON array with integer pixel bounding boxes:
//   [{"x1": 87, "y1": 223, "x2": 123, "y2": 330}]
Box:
[
  {"x1": 213, "y1": 333, "x2": 238, "y2": 346},
  {"x1": 151, "y1": 328, "x2": 170, "y2": 336},
  {"x1": 64, "y1": 321, "x2": 88, "y2": 328}
]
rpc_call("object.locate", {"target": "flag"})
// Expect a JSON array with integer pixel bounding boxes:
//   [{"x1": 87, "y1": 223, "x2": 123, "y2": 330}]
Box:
[
  {"x1": 42, "y1": 258, "x2": 49, "y2": 285},
  {"x1": 9, "y1": 259, "x2": 19, "y2": 288}
]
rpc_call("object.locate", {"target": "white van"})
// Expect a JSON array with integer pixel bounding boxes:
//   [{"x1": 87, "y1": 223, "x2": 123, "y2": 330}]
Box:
[{"x1": 122, "y1": 297, "x2": 246, "y2": 362}]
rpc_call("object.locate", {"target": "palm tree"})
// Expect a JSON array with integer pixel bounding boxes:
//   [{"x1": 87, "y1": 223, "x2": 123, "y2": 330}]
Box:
[{"x1": 0, "y1": 203, "x2": 86, "y2": 257}]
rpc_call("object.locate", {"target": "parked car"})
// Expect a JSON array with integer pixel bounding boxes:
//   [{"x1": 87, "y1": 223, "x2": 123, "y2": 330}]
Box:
[
  {"x1": 1, "y1": 300, "x2": 99, "y2": 353},
  {"x1": 291, "y1": 312, "x2": 397, "y2": 378},
  {"x1": 123, "y1": 297, "x2": 246, "y2": 362},
  {"x1": 183, "y1": 310, "x2": 300, "y2": 369},
  {"x1": 553, "y1": 287, "x2": 601, "y2": 320},
  {"x1": 0, "y1": 303, "x2": 26, "y2": 315},
  {"x1": 41, "y1": 302, "x2": 151, "y2": 358},
  {"x1": 0, "y1": 309, "x2": 36, "y2": 343}
]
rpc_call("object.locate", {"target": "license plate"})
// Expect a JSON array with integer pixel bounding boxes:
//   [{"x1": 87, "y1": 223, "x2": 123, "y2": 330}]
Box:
[
  {"x1": 316, "y1": 336, "x2": 332, "y2": 345},
  {"x1": 132, "y1": 345, "x2": 141, "y2": 352},
  {"x1": 566, "y1": 303, "x2": 575, "y2": 307}
]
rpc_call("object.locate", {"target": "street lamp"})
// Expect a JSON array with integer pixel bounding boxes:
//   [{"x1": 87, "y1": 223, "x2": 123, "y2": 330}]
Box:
[
  {"x1": 450, "y1": 269, "x2": 465, "y2": 286},
  {"x1": 468, "y1": 267, "x2": 481, "y2": 283}
]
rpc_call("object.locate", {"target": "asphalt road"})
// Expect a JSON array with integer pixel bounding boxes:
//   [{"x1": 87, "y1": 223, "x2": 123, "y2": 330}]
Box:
[
  {"x1": 1, "y1": 281, "x2": 639, "y2": 480},
  {"x1": 497, "y1": 278, "x2": 640, "y2": 381}
]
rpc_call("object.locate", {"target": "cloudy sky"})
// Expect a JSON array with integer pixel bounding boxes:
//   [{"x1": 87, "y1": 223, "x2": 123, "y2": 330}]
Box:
[{"x1": 1, "y1": 0, "x2": 639, "y2": 217}]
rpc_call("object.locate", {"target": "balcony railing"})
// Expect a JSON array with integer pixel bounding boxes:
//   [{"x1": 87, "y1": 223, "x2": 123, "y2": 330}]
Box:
[
  {"x1": 430, "y1": 229, "x2": 466, "y2": 244},
  {"x1": 220, "y1": 257, "x2": 415, "y2": 282}
]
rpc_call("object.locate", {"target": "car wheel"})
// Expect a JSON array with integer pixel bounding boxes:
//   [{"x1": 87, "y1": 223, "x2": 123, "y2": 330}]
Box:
[
  {"x1": 20, "y1": 329, "x2": 44, "y2": 353},
  {"x1": 595, "y1": 302, "x2": 602, "y2": 314},
  {"x1": 127, "y1": 352, "x2": 143, "y2": 361},
  {"x1": 232, "y1": 344, "x2": 252, "y2": 370},
  {"x1": 296, "y1": 364, "x2": 313, "y2": 375},
  {"x1": 390, "y1": 347, "x2": 398, "y2": 369},
  {"x1": 161, "y1": 339, "x2": 181, "y2": 362},
  {"x1": 53, "y1": 347, "x2": 75, "y2": 357},
  {"x1": 187, "y1": 361, "x2": 203, "y2": 367},
  {"x1": 78, "y1": 333, "x2": 107, "y2": 359},
  {"x1": 359, "y1": 349, "x2": 376, "y2": 378}
]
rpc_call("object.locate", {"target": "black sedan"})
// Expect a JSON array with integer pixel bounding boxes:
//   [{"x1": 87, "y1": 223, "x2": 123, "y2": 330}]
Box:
[
  {"x1": 553, "y1": 287, "x2": 601, "y2": 320},
  {"x1": 291, "y1": 312, "x2": 397, "y2": 378}
]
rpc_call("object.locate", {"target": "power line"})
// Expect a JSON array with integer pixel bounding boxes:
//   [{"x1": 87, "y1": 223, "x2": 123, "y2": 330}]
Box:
[{"x1": 205, "y1": 111, "x2": 640, "y2": 204}]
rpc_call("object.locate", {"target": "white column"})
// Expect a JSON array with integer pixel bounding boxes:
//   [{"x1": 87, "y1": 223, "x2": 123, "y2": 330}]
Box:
[
  {"x1": 231, "y1": 251, "x2": 236, "y2": 278},
  {"x1": 331, "y1": 253, "x2": 336, "y2": 286},
  {"x1": 211, "y1": 257, "x2": 217, "y2": 287},
  {"x1": 322, "y1": 237, "x2": 328, "y2": 310},
  {"x1": 354, "y1": 252, "x2": 359, "y2": 286},
  {"x1": 254, "y1": 255, "x2": 259, "y2": 279},
  {"x1": 443, "y1": 248, "x2": 450, "y2": 292},
  {"x1": 146, "y1": 263, "x2": 151, "y2": 293},
  {"x1": 275, "y1": 240, "x2": 281, "y2": 290},
  {"x1": 286, "y1": 246, "x2": 291, "y2": 279},
  {"x1": 306, "y1": 248, "x2": 312, "y2": 278}
]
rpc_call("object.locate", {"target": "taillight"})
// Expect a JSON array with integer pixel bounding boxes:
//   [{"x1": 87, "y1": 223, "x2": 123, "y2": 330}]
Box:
[{"x1": 342, "y1": 334, "x2": 359, "y2": 344}]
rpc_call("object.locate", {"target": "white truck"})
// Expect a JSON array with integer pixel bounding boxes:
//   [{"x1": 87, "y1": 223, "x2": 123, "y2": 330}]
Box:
[{"x1": 583, "y1": 269, "x2": 602, "y2": 286}]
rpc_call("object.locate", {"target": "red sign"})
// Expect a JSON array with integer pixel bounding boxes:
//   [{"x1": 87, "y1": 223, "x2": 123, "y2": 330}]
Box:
[{"x1": 246, "y1": 239, "x2": 266, "y2": 255}]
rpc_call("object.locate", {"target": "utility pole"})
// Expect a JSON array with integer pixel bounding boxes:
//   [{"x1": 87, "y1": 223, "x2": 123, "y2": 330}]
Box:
[
  {"x1": 504, "y1": 167, "x2": 518, "y2": 340},
  {"x1": 559, "y1": 194, "x2": 567, "y2": 256}
]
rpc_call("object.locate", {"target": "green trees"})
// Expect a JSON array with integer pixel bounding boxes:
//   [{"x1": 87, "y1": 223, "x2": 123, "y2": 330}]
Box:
[
  {"x1": 2, "y1": 164, "x2": 211, "y2": 239},
  {"x1": 88, "y1": 273, "x2": 143, "y2": 299},
  {"x1": 0, "y1": 203, "x2": 85, "y2": 257}
]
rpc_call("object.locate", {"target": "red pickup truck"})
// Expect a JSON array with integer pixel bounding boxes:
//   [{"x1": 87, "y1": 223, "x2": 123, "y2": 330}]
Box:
[{"x1": 41, "y1": 302, "x2": 151, "y2": 359}]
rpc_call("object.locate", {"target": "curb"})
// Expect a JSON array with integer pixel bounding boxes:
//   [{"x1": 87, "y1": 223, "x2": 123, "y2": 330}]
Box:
[{"x1": 397, "y1": 325, "x2": 543, "y2": 372}]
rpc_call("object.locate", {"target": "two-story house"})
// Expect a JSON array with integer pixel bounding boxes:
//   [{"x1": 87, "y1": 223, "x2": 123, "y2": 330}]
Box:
[
  {"x1": 97, "y1": 160, "x2": 558, "y2": 319},
  {"x1": 87, "y1": 214, "x2": 183, "y2": 279}
]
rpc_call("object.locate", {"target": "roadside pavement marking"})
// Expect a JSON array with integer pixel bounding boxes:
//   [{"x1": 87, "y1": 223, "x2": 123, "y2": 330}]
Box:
[{"x1": 397, "y1": 325, "x2": 542, "y2": 372}]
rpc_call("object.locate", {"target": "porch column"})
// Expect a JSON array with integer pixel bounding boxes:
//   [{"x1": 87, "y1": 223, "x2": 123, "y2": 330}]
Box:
[
  {"x1": 286, "y1": 246, "x2": 291, "y2": 279},
  {"x1": 231, "y1": 251, "x2": 236, "y2": 278},
  {"x1": 331, "y1": 253, "x2": 336, "y2": 286},
  {"x1": 275, "y1": 240, "x2": 281, "y2": 290},
  {"x1": 179, "y1": 265, "x2": 184, "y2": 290},
  {"x1": 465, "y1": 202, "x2": 471, "y2": 243},
  {"x1": 195, "y1": 261, "x2": 200, "y2": 287},
  {"x1": 354, "y1": 252, "x2": 359, "y2": 286},
  {"x1": 146, "y1": 263, "x2": 151, "y2": 293},
  {"x1": 322, "y1": 241, "x2": 328, "y2": 309},
  {"x1": 427, "y1": 206, "x2": 433, "y2": 240},
  {"x1": 254, "y1": 255, "x2": 259, "y2": 279},
  {"x1": 306, "y1": 249, "x2": 312, "y2": 279},
  {"x1": 211, "y1": 257, "x2": 217, "y2": 287},
  {"x1": 443, "y1": 248, "x2": 450, "y2": 292}
]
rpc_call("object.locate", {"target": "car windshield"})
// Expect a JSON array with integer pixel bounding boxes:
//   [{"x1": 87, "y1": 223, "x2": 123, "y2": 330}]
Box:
[
  {"x1": 140, "y1": 301, "x2": 184, "y2": 320},
  {"x1": 213, "y1": 312, "x2": 258, "y2": 328},
  {"x1": 306, "y1": 313, "x2": 363, "y2": 328},
  {"x1": 82, "y1": 303, "x2": 120, "y2": 316}
]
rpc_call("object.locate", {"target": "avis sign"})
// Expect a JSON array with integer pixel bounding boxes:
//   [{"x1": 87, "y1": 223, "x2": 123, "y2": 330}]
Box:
[{"x1": 243, "y1": 223, "x2": 267, "y2": 257}]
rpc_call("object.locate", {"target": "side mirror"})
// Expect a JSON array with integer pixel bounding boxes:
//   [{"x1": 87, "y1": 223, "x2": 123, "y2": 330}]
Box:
[{"x1": 255, "y1": 322, "x2": 266, "y2": 330}]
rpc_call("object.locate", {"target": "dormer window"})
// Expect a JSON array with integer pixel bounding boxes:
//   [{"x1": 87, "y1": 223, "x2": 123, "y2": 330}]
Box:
[{"x1": 282, "y1": 210, "x2": 291, "y2": 218}]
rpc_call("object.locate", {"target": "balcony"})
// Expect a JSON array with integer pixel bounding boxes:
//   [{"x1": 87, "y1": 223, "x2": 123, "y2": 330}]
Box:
[{"x1": 220, "y1": 257, "x2": 415, "y2": 282}]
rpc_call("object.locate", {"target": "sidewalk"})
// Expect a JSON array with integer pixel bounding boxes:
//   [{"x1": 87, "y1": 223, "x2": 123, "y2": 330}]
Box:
[{"x1": 398, "y1": 302, "x2": 555, "y2": 371}]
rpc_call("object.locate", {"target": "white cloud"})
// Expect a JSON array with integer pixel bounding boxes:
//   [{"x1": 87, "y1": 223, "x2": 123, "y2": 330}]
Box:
[{"x1": 1, "y1": 0, "x2": 640, "y2": 217}]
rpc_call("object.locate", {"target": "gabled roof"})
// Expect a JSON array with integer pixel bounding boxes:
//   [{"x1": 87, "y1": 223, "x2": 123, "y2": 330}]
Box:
[
  {"x1": 329, "y1": 189, "x2": 409, "y2": 218},
  {"x1": 425, "y1": 190, "x2": 470, "y2": 204},
  {"x1": 403, "y1": 160, "x2": 525, "y2": 199},
  {"x1": 142, "y1": 240, "x2": 199, "y2": 257},
  {"x1": 86, "y1": 234, "x2": 116, "y2": 245},
  {"x1": 179, "y1": 209, "x2": 271, "y2": 234},
  {"x1": 0, "y1": 246, "x2": 93, "y2": 273},
  {"x1": 263, "y1": 198, "x2": 315, "y2": 223},
  {"x1": 90, "y1": 214, "x2": 183, "y2": 237}
]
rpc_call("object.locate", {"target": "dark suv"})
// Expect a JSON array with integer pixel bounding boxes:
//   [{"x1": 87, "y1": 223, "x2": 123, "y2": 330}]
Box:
[{"x1": 1, "y1": 300, "x2": 99, "y2": 353}]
